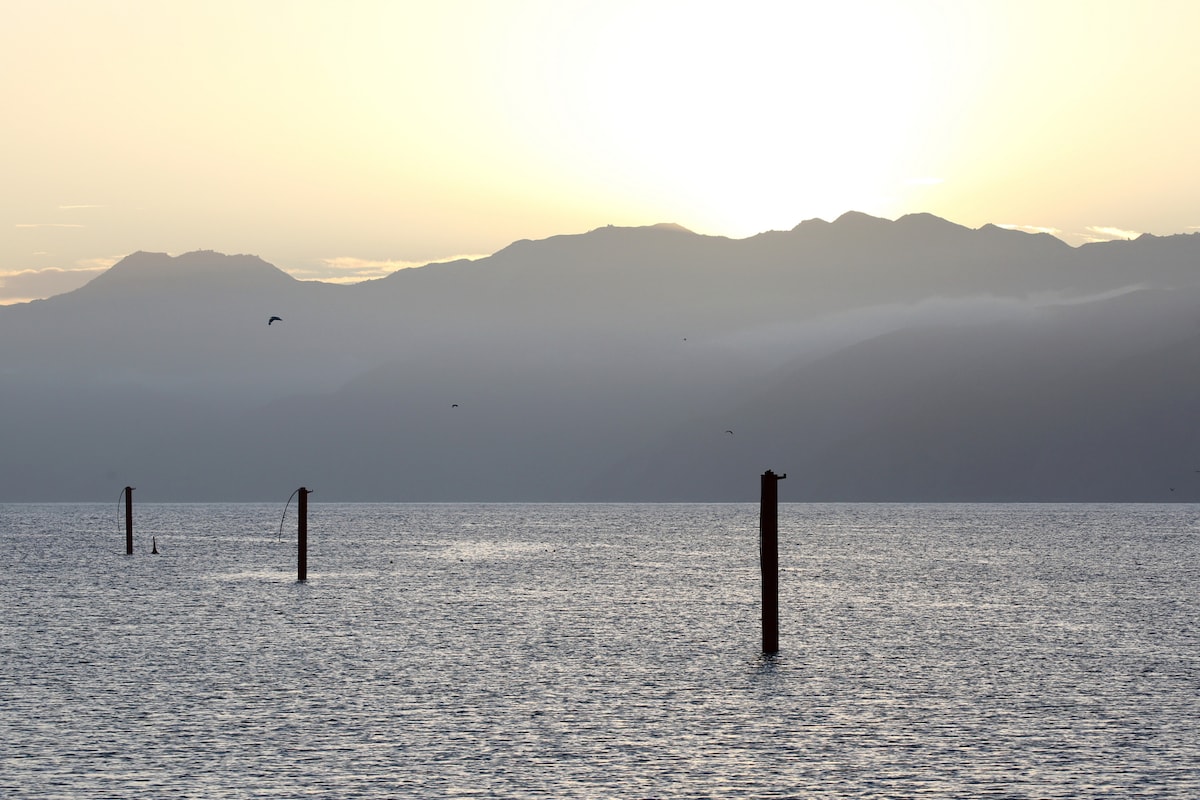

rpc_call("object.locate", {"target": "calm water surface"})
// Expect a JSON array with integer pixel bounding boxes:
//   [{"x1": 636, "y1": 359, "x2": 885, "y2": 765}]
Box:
[{"x1": 1, "y1": 503, "x2": 1197, "y2": 798}]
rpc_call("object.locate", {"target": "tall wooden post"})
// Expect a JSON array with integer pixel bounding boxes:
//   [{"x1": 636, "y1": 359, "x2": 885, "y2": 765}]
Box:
[
  {"x1": 760, "y1": 470, "x2": 785, "y2": 653},
  {"x1": 124, "y1": 486, "x2": 134, "y2": 556},
  {"x1": 297, "y1": 487, "x2": 311, "y2": 581}
]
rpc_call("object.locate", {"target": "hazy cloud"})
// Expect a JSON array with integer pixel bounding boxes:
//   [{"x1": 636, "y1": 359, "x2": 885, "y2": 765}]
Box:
[
  {"x1": 0, "y1": 262, "x2": 113, "y2": 304},
  {"x1": 711, "y1": 294, "x2": 1043, "y2": 365},
  {"x1": 14, "y1": 223, "x2": 85, "y2": 229},
  {"x1": 905, "y1": 176, "x2": 944, "y2": 186},
  {"x1": 57, "y1": 204, "x2": 105, "y2": 210}
]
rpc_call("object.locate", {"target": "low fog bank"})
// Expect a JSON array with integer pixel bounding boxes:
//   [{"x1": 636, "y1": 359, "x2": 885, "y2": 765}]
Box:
[{"x1": 591, "y1": 285, "x2": 1200, "y2": 501}]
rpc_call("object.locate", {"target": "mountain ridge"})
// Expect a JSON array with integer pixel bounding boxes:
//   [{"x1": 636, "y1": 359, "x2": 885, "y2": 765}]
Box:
[
  {"x1": 75, "y1": 250, "x2": 298, "y2": 296},
  {"x1": 4, "y1": 211, "x2": 1200, "y2": 501}
]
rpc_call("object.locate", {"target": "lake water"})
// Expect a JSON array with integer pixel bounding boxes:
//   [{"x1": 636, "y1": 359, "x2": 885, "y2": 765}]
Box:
[{"x1": 1, "y1": 503, "x2": 1197, "y2": 798}]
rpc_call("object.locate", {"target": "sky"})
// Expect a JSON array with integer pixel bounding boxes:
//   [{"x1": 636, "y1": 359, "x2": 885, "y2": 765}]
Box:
[{"x1": 4, "y1": 0, "x2": 1200, "y2": 304}]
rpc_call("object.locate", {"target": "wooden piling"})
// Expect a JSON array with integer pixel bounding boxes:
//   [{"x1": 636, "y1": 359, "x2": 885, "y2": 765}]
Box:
[
  {"x1": 124, "y1": 486, "x2": 134, "y2": 556},
  {"x1": 760, "y1": 470, "x2": 786, "y2": 653},
  {"x1": 297, "y1": 487, "x2": 310, "y2": 581}
]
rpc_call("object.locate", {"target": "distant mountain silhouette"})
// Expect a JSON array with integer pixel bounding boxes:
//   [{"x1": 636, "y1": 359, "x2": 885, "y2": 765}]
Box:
[
  {"x1": 81, "y1": 250, "x2": 294, "y2": 293},
  {"x1": 3, "y1": 214, "x2": 1200, "y2": 501}
]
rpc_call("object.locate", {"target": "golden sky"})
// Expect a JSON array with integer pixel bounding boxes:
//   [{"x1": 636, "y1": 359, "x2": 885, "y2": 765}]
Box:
[{"x1": 4, "y1": 0, "x2": 1199, "y2": 302}]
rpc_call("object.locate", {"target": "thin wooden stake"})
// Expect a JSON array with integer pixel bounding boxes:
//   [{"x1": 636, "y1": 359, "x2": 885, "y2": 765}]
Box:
[
  {"x1": 298, "y1": 487, "x2": 311, "y2": 581},
  {"x1": 124, "y1": 486, "x2": 134, "y2": 556}
]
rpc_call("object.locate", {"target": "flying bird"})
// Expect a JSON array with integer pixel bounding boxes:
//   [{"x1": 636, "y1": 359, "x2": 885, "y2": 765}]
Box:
[
  {"x1": 268, "y1": 316, "x2": 282, "y2": 325},
  {"x1": 451, "y1": 403, "x2": 459, "y2": 408},
  {"x1": 725, "y1": 430, "x2": 734, "y2": 435}
]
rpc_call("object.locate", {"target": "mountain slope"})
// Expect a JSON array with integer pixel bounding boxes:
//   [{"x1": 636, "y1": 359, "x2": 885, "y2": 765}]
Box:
[
  {"x1": 4, "y1": 215, "x2": 1200, "y2": 501},
  {"x1": 588, "y1": 285, "x2": 1200, "y2": 501}
]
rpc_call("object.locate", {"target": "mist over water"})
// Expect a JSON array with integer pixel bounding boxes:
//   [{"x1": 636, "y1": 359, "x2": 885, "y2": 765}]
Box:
[{"x1": 2, "y1": 503, "x2": 1197, "y2": 797}]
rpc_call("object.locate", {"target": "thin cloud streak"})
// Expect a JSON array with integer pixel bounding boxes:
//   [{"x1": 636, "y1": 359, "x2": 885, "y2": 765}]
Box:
[
  {"x1": 1084, "y1": 225, "x2": 1142, "y2": 243},
  {"x1": 284, "y1": 254, "x2": 488, "y2": 284},
  {"x1": 0, "y1": 263, "x2": 110, "y2": 305},
  {"x1": 998, "y1": 223, "x2": 1063, "y2": 236},
  {"x1": 1, "y1": 250, "x2": 491, "y2": 301},
  {"x1": 72, "y1": 257, "x2": 121, "y2": 270}
]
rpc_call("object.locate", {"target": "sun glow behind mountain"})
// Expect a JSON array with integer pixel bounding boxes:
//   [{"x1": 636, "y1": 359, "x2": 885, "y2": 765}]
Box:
[
  {"x1": 480, "y1": 3, "x2": 947, "y2": 238},
  {"x1": 4, "y1": 0, "x2": 1200, "y2": 300}
]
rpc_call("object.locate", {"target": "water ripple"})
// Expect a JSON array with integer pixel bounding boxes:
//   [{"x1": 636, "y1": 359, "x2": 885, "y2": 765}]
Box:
[{"x1": 1, "y1": 503, "x2": 1197, "y2": 797}]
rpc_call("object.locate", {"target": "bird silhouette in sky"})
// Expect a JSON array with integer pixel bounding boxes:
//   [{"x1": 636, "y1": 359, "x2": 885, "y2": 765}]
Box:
[
  {"x1": 451, "y1": 403, "x2": 459, "y2": 408},
  {"x1": 268, "y1": 316, "x2": 282, "y2": 325},
  {"x1": 725, "y1": 430, "x2": 734, "y2": 435}
]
